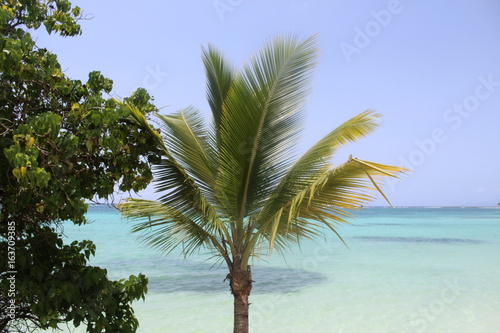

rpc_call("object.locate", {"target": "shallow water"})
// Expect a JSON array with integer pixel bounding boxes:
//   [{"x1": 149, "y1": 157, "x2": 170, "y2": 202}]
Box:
[{"x1": 56, "y1": 206, "x2": 500, "y2": 332}]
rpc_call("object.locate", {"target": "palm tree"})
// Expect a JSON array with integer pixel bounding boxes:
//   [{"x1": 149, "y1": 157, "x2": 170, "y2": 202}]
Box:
[{"x1": 119, "y1": 34, "x2": 405, "y2": 333}]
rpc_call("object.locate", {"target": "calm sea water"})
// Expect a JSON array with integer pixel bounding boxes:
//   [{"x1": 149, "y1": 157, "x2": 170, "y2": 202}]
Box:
[{"x1": 58, "y1": 206, "x2": 500, "y2": 333}]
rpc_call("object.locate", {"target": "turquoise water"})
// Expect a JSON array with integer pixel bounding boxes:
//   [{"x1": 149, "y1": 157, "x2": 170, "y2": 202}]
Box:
[{"x1": 60, "y1": 206, "x2": 500, "y2": 332}]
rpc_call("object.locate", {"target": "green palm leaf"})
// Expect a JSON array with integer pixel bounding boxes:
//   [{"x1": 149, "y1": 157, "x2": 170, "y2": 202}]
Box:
[
  {"x1": 248, "y1": 156, "x2": 403, "y2": 256},
  {"x1": 255, "y1": 109, "x2": 382, "y2": 227},
  {"x1": 120, "y1": 103, "x2": 227, "y2": 245},
  {"x1": 202, "y1": 43, "x2": 235, "y2": 144},
  {"x1": 216, "y1": 34, "x2": 319, "y2": 237},
  {"x1": 156, "y1": 107, "x2": 217, "y2": 195},
  {"x1": 119, "y1": 199, "x2": 230, "y2": 264}
]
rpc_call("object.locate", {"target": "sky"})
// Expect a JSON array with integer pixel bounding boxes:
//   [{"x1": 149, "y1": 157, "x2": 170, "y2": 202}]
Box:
[{"x1": 32, "y1": 0, "x2": 500, "y2": 206}]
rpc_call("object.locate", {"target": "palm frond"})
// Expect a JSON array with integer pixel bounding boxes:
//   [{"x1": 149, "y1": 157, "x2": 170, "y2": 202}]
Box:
[
  {"x1": 246, "y1": 157, "x2": 405, "y2": 255},
  {"x1": 216, "y1": 34, "x2": 319, "y2": 230},
  {"x1": 202, "y1": 43, "x2": 235, "y2": 144},
  {"x1": 119, "y1": 199, "x2": 231, "y2": 263},
  {"x1": 121, "y1": 103, "x2": 228, "y2": 246},
  {"x1": 256, "y1": 110, "x2": 382, "y2": 226},
  {"x1": 156, "y1": 107, "x2": 217, "y2": 196},
  {"x1": 151, "y1": 156, "x2": 230, "y2": 245}
]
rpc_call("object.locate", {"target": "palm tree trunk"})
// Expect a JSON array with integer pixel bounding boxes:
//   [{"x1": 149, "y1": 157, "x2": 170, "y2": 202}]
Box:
[
  {"x1": 230, "y1": 264, "x2": 252, "y2": 333},
  {"x1": 233, "y1": 289, "x2": 250, "y2": 333}
]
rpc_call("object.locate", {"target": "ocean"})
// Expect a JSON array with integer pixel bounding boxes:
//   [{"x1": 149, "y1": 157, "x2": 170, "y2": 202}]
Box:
[{"x1": 57, "y1": 206, "x2": 500, "y2": 332}]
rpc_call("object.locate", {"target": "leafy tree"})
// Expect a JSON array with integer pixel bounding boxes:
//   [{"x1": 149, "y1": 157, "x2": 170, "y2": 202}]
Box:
[
  {"x1": 119, "y1": 35, "x2": 405, "y2": 333},
  {"x1": 0, "y1": 1, "x2": 161, "y2": 332}
]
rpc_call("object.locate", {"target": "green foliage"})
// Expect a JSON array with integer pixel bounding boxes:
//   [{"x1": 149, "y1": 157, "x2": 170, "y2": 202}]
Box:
[
  {"x1": 0, "y1": 0, "x2": 161, "y2": 331},
  {"x1": 1, "y1": 227, "x2": 148, "y2": 333}
]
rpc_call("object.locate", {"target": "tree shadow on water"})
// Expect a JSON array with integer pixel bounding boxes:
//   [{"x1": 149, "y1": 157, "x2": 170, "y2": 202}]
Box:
[
  {"x1": 355, "y1": 236, "x2": 484, "y2": 244},
  {"x1": 146, "y1": 262, "x2": 328, "y2": 295}
]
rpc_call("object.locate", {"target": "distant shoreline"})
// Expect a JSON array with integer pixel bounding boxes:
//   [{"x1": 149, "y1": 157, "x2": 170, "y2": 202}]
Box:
[{"x1": 86, "y1": 202, "x2": 500, "y2": 209}]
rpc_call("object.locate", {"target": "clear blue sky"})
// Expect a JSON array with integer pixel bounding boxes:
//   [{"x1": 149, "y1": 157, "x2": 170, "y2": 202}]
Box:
[{"x1": 33, "y1": 0, "x2": 500, "y2": 206}]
